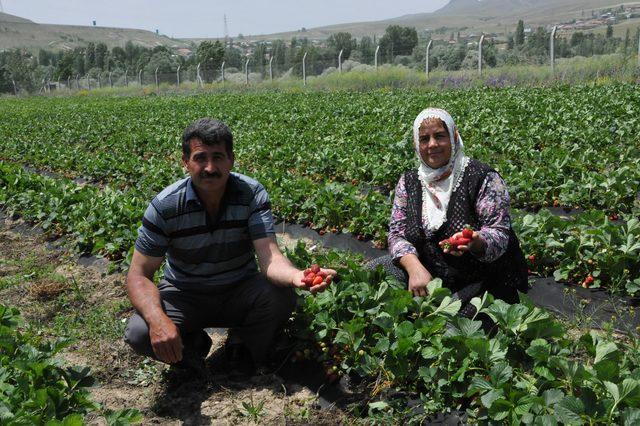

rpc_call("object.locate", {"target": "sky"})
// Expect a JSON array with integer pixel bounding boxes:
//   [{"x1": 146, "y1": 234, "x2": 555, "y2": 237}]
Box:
[{"x1": 1, "y1": 0, "x2": 450, "y2": 39}]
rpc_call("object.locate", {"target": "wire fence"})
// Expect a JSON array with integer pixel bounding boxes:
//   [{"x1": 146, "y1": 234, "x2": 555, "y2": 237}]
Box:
[{"x1": 10, "y1": 32, "x2": 640, "y2": 95}]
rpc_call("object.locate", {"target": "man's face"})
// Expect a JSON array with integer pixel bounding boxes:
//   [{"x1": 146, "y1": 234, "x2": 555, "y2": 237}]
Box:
[{"x1": 182, "y1": 138, "x2": 234, "y2": 196}]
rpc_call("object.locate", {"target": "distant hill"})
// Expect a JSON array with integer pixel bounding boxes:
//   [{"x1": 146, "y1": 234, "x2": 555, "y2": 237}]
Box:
[
  {"x1": 0, "y1": 12, "x2": 33, "y2": 23},
  {"x1": 0, "y1": 12, "x2": 191, "y2": 52},
  {"x1": 215, "y1": 0, "x2": 637, "y2": 42}
]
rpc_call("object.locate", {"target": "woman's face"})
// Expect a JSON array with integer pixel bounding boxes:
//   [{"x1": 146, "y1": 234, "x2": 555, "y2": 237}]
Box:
[{"x1": 418, "y1": 119, "x2": 452, "y2": 169}]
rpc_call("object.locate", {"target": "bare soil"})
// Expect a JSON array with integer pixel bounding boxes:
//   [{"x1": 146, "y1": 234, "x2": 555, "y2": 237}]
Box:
[{"x1": 0, "y1": 215, "x2": 352, "y2": 425}]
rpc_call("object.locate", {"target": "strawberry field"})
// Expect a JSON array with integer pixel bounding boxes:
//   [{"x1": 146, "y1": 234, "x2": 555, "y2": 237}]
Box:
[
  {"x1": 1, "y1": 84, "x2": 640, "y2": 293},
  {"x1": 2, "y1": 83, "x2": 640, "y2": 422}
]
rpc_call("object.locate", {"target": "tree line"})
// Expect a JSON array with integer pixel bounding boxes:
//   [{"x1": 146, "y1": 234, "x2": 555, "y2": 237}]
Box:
[{"x1": 1, "y1": 21, "x2": 638, "y2": 94}]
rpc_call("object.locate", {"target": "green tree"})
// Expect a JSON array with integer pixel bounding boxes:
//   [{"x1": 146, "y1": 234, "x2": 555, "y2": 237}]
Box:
[
  {"x1": 606, "y1": 24, "x2": 613, "y2": 39},
  {"x1": 196, "y1": 40, "x2": 225, "y2": 73},
  {"x1": 358, "y1": 36, "x2": 375, "y2": 64},
  {"x1": 85, "y1": 42, "x2": 96, "y2": 70},
  {"x1": 144, "y1": 49, "x2": 177, "y2": 83},
  {"x1": 223, "y1": 45, "x2": 243, "y2": 70},
  {"x1": 379, "y1": 25, "x2": 418, "y2": 61},
  {"x1": 111, "y1": 46, "x2": 127, "y2": 69},
  {"x1": 327, "y1": 32, "x2": 356, "y2": 59},
  {"x1": 38, "y1": 49, "x2": 51, "y2": 66},
  {"x1": 251, "y1": 42, "x2": 268, "y2": 73},
  {"x1": 515, "y1": 20, "x2": 525, "y2": 46},
  {"x1": 95, "y1": 43, "x2": 108, "y2": 69}
]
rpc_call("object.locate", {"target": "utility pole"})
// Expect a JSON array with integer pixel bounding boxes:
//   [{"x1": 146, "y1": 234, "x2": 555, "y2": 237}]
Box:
[{"x1": 224, "y1": 14, "x2": 229, "y2": 47}]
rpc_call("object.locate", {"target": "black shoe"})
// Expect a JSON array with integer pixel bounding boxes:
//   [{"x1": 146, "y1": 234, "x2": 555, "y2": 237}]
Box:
[
  {"x1": 225, "y1": 342, "x2": 255, "y2": 379},
  {"x1": 189, "y1": 329, "x2": 213, "y2": 359}
]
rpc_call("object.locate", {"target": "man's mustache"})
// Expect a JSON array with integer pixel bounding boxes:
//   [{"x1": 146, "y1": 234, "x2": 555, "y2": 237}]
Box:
[{"x1": 201, "y1": 172, "x2": 222, "y2": 179}]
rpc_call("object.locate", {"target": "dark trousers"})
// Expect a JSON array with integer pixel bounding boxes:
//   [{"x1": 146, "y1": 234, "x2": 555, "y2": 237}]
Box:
[{"x1": 124, "y1": 274, "x2": 297, "y2": 365}]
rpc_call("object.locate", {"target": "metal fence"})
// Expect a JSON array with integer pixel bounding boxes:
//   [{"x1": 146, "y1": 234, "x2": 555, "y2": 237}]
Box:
[{"x1": 12, "y1": 30, "x2": 640, "y2": 95}]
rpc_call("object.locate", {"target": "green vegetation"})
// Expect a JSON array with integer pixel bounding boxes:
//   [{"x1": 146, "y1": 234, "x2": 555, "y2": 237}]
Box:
[
  {"x1": 0, "y1": 304, "x2": 141, "y2": 424},
  {"x1": 287, "y1": 243, "x2": 640, "y2": 423},
  {"x1": 1, "y1": 79, "x2": 640, "y2": 421},
  {"x1": 2, "y1": 15, "x2": 639, "y2": 94},
  {"x1": 1, "y1": 84, "x2": 640, "y2": 294}
]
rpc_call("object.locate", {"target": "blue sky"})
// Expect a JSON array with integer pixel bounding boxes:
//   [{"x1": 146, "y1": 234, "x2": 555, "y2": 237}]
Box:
[{"x1": 3, "y1": 0, "x2": 449, "y2": 38}]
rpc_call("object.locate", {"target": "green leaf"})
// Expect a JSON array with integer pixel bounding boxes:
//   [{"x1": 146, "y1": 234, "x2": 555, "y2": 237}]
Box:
[
  {"x1": 554, "y1": 396, "x2": 584, "y2": 425},
  {"x1": 469, "y1": 377, "x2": 493, "y2": 393},
  {"x1": 431, "y1": 296, "x2": 461, "y2": 317},
  {"x1": 542, "y1": 389, "x2": 564, "y2": 406},
  {"x1": 394, "y1": 321, "x2": 414, "y2": 338},
  {"x1": 481, "y1": 389, "x2": 503, "y2": 408},
  {"x1": 622, "y1": 407, "x2": 640, "y2": 426},
  {"x1": 594, "y1": 341, "x2": 618, "y2": 364},
  {"x1": 372, "y1": 313, "x2": 394, "y2": 332},
  {"x1": 490, "y1": 362, "x2": 513, "y2": 386},
  {"x1": 604, "y1": 381, "x2": 620, "y2": 403},
  {"x1": 368, "y1": 401, "x2": 390, "y2": 411}
]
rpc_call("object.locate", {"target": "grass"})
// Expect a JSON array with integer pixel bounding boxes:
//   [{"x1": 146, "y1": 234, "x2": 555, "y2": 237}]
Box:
[{"x1": 32, "y1": 52, "x2": 640, "y2": 99}]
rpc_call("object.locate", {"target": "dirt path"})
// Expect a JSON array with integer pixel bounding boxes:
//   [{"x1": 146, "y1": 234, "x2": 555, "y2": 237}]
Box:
[{"x1": 0, "y1": 214, "x2": 350, "y2": 425}]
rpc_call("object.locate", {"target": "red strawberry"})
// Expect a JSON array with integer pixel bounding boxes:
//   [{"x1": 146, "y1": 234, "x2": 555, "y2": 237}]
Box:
[
  {"x1": 304, "y1": 268, "x2": 311, "y2": 275},
  {"x1": 311, "y1": 264, "x2": 321, "y2": 274},
  {"x1": 456, "y1": 237, "x2": 471, "y2": 246},
  {"x1": 462, "y1": 225, "x2": 473, "y2": 239},
  {"x1": 312, "y1": 275, "x2": 323, "y2": 286},
  {"x1": 318, "y1": 271, "x2": 328, "y2": 279},
  {"x1": 528, "y1": 254, "x2": 536, "y2": 263}
]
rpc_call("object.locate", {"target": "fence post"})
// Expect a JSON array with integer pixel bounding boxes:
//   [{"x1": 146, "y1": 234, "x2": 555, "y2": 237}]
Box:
[
  {"x1": 638, "y1": 33, "x2": 640, "y2": 68},
  {"x1": 86, "y1": 74, "x2": 90, "y2": 90},
  {"x1": 269, "y1": 56, "x2": 274, "y2": 82},
  {"x1": 109, "y1": 71, "x2": 113, "y2": 88},
  {"x1": 125, "y1": 69, "x2": 128, "y2": 86},
  {"x1": 550, "y1": 25, "x2": 557, "y2": 74},
  {"x1": 99, "y1": 73, "x2": 103, "y2": 88},
  {"x1": 57, "y1": 77, "x2": 60, "y2": 91},
  {"x1": 338, "y1": 49, "x2": 343, "y2": 73},
  {"x1": 138, "y1": 69, "x2": 142, "y2": 86},
  {"x1": 425, "y1": 40, "x2": 433, "y2": 77},
  {"x1": 67, "y1": 76, "x2": 71, "y2": 92},
  {"x1": 303, "y1": 51, "x2": 308, "y2": 86},
  {"x1": 75, "y1": 75, "x2": 79, "y2": 90},
  {"x1": 374, "y1": 45, "x2": 380, "y2": 70},
  {"x1": 155, "y1": 67, "x2": 159, "y2": 89},
  {"x1": 196, "y1": 63, "x2": 202, "y2": 87},
  {"x1": 478, "y1": 34, "x2": 485, "y2": 76},
  {"x1": 221, "y1": 61, "x2": 225, "y2": 83},
  {"x1": 12, "y1": 78, "x2": 17, "y2": 96},
  {"x1": 176, "y1": 65, "x2": 181, "y2": 86},
  {"x1": 244, "y1": 59, "x2": 250, "y2": 85}
]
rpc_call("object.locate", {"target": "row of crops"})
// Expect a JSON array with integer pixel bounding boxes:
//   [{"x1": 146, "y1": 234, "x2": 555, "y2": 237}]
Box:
[
  {"x1": 1, "y1": 84, "x2": 640, "y2": 422},
  {"x1": 1, "y1": 84, "x2": 640, "y2": 294}
]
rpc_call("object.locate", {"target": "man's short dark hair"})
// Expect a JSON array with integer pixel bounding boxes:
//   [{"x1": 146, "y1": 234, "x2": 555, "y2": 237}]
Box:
[{"x1": 182, "y1": 118, "x2": 233, "y2": 157}]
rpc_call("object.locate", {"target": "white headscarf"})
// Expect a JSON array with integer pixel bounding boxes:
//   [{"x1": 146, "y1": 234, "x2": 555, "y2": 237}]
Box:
[{"x1": 412, "y1": 108, "x2": 470, "y2": 230}]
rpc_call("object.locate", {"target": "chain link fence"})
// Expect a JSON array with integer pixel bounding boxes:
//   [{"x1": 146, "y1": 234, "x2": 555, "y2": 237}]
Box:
[{"x1": 9, "y1": 31, "x2": 640, "y2": 95}]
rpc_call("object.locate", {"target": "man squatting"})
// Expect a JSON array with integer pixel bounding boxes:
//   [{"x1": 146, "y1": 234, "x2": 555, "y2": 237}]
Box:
[{"x1": 124, "y1": 118, "x2": 336, "y2": 372}]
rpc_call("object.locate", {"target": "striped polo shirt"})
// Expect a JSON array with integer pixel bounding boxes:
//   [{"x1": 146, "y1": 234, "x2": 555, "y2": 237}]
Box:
[{"x1": 134, "y1": 172, "x2": 275, "y2": 289}]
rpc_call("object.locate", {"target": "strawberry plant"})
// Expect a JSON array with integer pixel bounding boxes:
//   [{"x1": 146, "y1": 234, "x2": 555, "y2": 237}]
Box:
[
  {"x1": 0, "y1": 304, "x2": 141, "y2": 424},
  {"x1": 286, "y1": 243, "x2": 640, "y2": 423}
]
